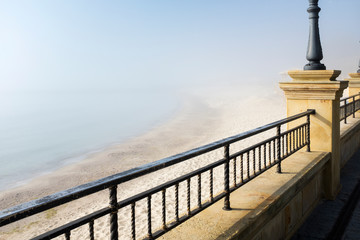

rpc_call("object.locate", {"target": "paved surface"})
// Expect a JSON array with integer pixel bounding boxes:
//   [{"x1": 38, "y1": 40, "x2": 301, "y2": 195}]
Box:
[
  {"x1": 342, "y1": 197, "x2": 360, "y2": 239},
  {"x1": 292, "y1": 149, "x2": 360, "y2": 240}
]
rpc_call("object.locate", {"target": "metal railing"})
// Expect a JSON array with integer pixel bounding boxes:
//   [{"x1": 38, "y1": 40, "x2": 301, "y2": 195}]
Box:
[
  {"x1": 340, "y1": 93, "x2": 360, "y2": 123},
  {"x1": 0, "y1": 110, "x2": 315, "y2": 240}
]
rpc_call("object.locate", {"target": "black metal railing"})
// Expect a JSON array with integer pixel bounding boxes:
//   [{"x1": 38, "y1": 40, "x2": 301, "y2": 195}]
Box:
[
  {"x1": 340, "y1": 93, "x2": 360, "y2": 123},
  {"x1": 0, "y1": 110, "x2": 315, "y2": 240}
]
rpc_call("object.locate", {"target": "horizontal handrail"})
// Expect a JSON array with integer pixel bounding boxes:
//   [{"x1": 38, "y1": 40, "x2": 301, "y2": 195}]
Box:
[{"x1": 340, "y1": 93, "x2": 360, "y2": 102}]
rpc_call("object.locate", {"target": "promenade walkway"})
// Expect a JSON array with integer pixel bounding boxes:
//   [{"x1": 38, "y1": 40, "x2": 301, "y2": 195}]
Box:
[
  {"x1": 342, "y1": 196, "x2": 360, "y2": 239},
  {"x1": 292, "y1": 148, "x2": 360, "y2": 239}
]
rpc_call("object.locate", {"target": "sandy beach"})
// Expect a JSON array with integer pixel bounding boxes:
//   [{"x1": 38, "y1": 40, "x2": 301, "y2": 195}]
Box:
[{"x1": 0, "y1": 84, "x2": 286, "y2": 240}]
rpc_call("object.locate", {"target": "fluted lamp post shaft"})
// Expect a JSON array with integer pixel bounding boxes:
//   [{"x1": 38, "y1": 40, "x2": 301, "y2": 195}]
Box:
[{"x1": 304, "y1": 0, "x2": 326, "y2": 70}]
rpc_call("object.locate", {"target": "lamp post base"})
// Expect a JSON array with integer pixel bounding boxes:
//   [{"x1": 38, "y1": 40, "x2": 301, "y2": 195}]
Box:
[{"x1": 304, "y1": 62, "x2": 326, "y2": 70}]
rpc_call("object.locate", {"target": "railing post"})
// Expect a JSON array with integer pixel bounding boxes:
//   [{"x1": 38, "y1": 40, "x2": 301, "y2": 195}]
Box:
[
  {"x1": 109, "y1": 185, "x2": 119, "y2": 240},
  {"x1": 276, "y1": 126, "x2": 282, "y2": 173},
  {"x1": 223, "y1": 144, "x2": 231, "y2": 211},
  {"x1": 65, "y1": 231, "x2": 70, "y2": 240},
  {"x1": 89, "y1": 220, "x2": 95, "y2": 240},
  {"x1": 147, "y1": 195, "x2": 152, "y2": 239},
  {"x1": 307, "y1": 113, "x2": 311, "y2": 152}
]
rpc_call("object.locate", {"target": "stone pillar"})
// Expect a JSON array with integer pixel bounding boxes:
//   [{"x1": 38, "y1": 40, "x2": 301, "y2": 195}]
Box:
[
  {"x1": 345, "y1": 73, "x2": 360, "y2": 97},
  {"x1": 279, "y1": 70, "x2": 348, "y2": 199}
]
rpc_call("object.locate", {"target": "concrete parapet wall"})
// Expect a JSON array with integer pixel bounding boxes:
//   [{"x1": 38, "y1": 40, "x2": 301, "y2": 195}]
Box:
[
  {"x1": 160, "y1": 151, "x2": 330, "y2": 240},
  {"x1": 340, "y1": 117, "x2": 360, "y2": 167}
]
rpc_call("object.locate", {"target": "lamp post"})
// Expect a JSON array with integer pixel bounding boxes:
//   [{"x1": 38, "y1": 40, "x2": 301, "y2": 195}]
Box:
[
  {"x1": 357, "y1": 41, "x2": 360, "y2": 73},
  {"x1": 304, "y1": 0, "x2": 326, "y2": 70}
]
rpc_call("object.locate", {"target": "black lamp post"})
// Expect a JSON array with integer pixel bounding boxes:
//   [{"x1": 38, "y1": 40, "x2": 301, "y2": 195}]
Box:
[{"x1": 304, "y1": 0, "x2": 326, "y2": 70}]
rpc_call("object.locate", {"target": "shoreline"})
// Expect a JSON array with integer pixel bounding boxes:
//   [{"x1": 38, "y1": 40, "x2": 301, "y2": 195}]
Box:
[
  {"x1": 0, "y1": 88, "x2": 219, "y2": 208},
  {"x1": 0, "y1": 97, "x2": 181, "y2": 193},
  {"x1": 0, "y1": 84, "x2": 286, "y2": 239},
  {"x1": 0, "y1": 89, "x2": 181, "y2": 193}
]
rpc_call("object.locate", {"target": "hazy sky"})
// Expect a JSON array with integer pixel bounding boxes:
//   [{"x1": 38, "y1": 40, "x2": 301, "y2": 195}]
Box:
[{"x1": 1, "y1": 0, "x2": 359, "y2": 93}]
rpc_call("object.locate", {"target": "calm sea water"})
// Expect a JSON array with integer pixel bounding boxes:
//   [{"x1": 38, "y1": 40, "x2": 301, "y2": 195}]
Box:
[{"x1": 0, "y1": 89, "x2": 179, "y2": 191}]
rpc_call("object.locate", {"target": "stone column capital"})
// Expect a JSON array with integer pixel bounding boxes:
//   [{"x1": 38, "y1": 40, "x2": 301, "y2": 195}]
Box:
[
  {"x1": 280, "y1": 70, "x2": 348, "y2": 100},
  {"x1": 279, "y1": 81, "x2": 348, "y2": 100},
  {"x1": 345, "y1": 73, "x2": 360, "y2": 88}
]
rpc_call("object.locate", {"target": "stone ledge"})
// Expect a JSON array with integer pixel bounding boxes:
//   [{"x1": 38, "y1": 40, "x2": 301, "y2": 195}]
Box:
[
  {"x1": 159, "y1": 151, "x2": 330, "y2": 240},
  {"x1": 340, "y1": 117, "x2": 360, "y2": 167},
  {"x1": 340, "y1": 117, "x2": 360, "y2": 140}
]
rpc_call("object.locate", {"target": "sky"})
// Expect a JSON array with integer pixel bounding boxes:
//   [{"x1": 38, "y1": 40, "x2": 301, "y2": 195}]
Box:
[{"x1": 0, "y1": 0, "x2": 359, "y2": 94}]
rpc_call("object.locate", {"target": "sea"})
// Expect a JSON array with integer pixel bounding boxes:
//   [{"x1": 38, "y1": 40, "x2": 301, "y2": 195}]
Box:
[{"x1": 0, "y1": 89, "x2": 179, "y2": 191}]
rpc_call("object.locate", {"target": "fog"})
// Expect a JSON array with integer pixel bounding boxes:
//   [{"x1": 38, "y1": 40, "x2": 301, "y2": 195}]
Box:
[{"x1": 0, "y1": 0, "x2": 359, "y2": 94}]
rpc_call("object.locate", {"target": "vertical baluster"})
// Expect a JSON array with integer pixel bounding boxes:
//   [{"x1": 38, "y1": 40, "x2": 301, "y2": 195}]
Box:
[
  {"x1": 302, "y1": 126, "x2": 304, "y2": 147},
  {"x1": 353, "y1": 96, "x2": 356, "y2": 118},
  {"x1": 89, "y1": 220, "x2": 94, "y2": 240},
  {"x1": 187, "y1": 178, "x2": 191, "y2": 215},
  {"x1": 268, "y1": 141, "x2": 271, "y2": 167},
  {"x1": 292, "y1": 130, "x2": 295, "y2": 152},
  {"x1": 296, "y1": 128, "x2": 299, "y2": 149},
  {"x1": 253, "y1": 149, "x2": 256, "y2": 175},
  {"x1": 268, "y1": 142, "x2": 271, "y2": 165},
  {"x1": 198, "y1": 174, "x2": 202, "y2": 208},
  {"x1": 345, "y1": 99, "x2": 347, "y2": 124},
  {"x1": 285, "y1": 134, "x2": 288, "y2": 156},
  {"x1": 263, "y1": 143, "x2": 267, "y2": 168},
  {"x1": 273, "y1": 140, "x2": 275, "y2": 164},
  {"x1": 258, "y1": 146, "x2": 261, "y2": 172},
  {"x1": 65, "y1": 231, "x2": 70, "y2": 240},
  {"x1": 307, "y1": 114, "x2": 311, "y2": 152},
  {"x1": 162, "y1": 189, "x2": 167, "y2": 229},
  {"x1": 277, "y1": 126, "x2": 282, "y2": 173},
  {"x1": 147, "y1": 195, "x2": 152, "y2": 239},
  {"x1": 175, "y1": 183, "x2": 179, "y2": 222},
  {"x1": 223, "y1": 145, "x2": 231, "y2": 210},
  {"x1": 210, "y1": 169, "x2": 214, "y2": 201},
  {"x1": 240, "y1": 154, "x2": 244, "y2": 183},
  {"x1": 289, "y1": 132, "x2": 292, "y2": 153},
  {"x1": 247, "y1": 151, "x2": 250, "y2": 179},
  {"x1": 233, "y1": 157, "x2": 237, "y2": 187},
  {"x1": 281, "y1": 134, "x2": 284, "y2": 159},
  {"x1": 296, "y1": 128, "x2": 300, "y2": 150},
  {"x1": 109, "y1": 185, "x2": 118, "y2": 240},
  {"x1": 131, "y1": 203, "x2": 136, "y2": 240}
]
